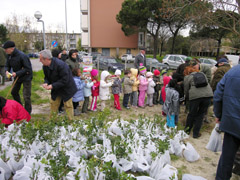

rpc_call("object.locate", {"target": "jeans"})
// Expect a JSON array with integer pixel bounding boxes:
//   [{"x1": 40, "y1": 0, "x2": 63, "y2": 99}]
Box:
[
  {"x1": 216, "y1": 132, "x2": 240, "y2": 180},
  {"x1": 82, "y1": 96, "x2": 89, "y2": 113},
  {"x1": 11, "y1": 80, "x2": 32, "y2": 114},
  {"x1": 73, "y1": 101, "x2": 79, "y2": 109},
  {"x1": 130, "y1": 91, "x2": 138, "y2": 107},
  {"x1": 153, "y1": 90, "x2": 159, "y2": 104},
  {"x1": 185, "y1": 97, "x2": 211, "y2": 137},
  {"x1": 123, "y1": 93, "x2": 130, "y2": 108},
  {"x1": 50, "y1": 96, "x2": 74, "y2": 120}
]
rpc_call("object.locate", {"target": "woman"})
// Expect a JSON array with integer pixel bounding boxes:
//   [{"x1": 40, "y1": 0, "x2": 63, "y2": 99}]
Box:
[
  {"x1": 0, "y1": 96, "x2": 30, "y2": 126},
  {"x1": 183, "y1": 61, "x2": 213, "y2": 138}
]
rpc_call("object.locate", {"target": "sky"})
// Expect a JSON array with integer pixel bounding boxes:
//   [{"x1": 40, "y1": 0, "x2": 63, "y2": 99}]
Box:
[{"x1": 0, "y1": 0, "x2": 81, "y2": 33}]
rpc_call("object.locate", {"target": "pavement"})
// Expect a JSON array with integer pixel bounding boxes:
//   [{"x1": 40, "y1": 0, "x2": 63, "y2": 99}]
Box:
[{"x1": 0, "y1": 59, "x2": 42, "y2": 90}]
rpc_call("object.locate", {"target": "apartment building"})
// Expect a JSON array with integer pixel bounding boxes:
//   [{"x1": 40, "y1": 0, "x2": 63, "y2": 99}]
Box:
[{"x1": 81, "y1": 0, "x2": 145, "y2": 57}]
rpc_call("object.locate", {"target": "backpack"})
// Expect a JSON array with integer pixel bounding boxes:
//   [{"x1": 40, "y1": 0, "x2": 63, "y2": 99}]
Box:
[{"x1": 192, "y1": 72, "x2": 208, "y2": 88}]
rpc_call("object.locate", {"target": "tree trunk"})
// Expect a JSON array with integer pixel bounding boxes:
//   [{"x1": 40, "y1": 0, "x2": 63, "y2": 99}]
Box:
[
  {"x1": 160, "y1": 41, "x2": 164, "y2": 57},
  {"x1": 171, "y1": 31, "x2": 179, "y2": 54},
  {"x1": 153, "y1": 35, "x2": 158, "y2": 58},
  {"x1": 216, "y1": 39, "x2": 222, "y2": 59}
]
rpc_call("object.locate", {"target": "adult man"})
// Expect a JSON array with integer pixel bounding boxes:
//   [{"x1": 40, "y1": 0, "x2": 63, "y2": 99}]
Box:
[
  {"x1": 214, "y1": 65, "x2": 240, "y2": 180},
  {"x1": 0, "y1": 47, "x2": 6, "y2": 85},
  {"x1": 3, "y1": 41, "x2": 32, "y2": 114},
  {"x1": 134, "y1": 48, "x2": 146, "y2": 69},
  {"x1": 39, "y1": 49, "x2": 77, "y2": 120},
  {"x1": 60, "y1": 49, "x2": 68, "y2": 62},
  {"x1": 65, "y1": 49, "x2": 80, "y2": 70},
  {"x1": 211, "y1": 58, "x2": 231, "y2": 92}
]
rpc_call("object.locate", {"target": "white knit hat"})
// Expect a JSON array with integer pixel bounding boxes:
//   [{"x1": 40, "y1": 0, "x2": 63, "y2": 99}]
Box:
[
  {"x1": 115, "y1": 69, "x2": 121, "y2": 76},
  {"x1": 146, "y1": 72, "x2": 153, "y2": 77}
]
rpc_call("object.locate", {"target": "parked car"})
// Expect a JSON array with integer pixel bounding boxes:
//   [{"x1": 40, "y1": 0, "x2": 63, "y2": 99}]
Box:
[
  {"x1": 78, "y1": 51, "x2": 88, "y2": 62},
  {"x1": 121, "y1": 54, "x2": 135, "y2": 63},
  {"x1": 95, "y1": 56, "x2": 124, "y2": 72},
  {"x1": 146, "y1": 58, "x2": 169, "y2": 71},
  {"x1": 199, "y1": 58, "x2": 217, "y2": 67},
  {"x1": 162, "y1": 54, "x2": 187, "y2": 69},
  {"x1": 28, "y1": 53, "x2": 39, "y2": 58},
  {"x1": 88, "y1": 52, "x2": 103, "y2": 61}
]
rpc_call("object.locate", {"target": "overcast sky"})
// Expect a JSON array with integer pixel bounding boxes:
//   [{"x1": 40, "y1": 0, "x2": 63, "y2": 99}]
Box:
[{"x1": 0, "y1": 0, "x2": 81, "y2": 33}]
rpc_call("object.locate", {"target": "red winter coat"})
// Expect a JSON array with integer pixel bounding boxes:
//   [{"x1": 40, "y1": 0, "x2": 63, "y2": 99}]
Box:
[
  {"x1": 91, "y1": 80, "x2": 100, "y2": 96},
  {"x1": 161, "y1": 76, "x2": 171, "y2": 102},
  {"x1": 0, "y1": 100, "x2": 31, "y2": 125}
]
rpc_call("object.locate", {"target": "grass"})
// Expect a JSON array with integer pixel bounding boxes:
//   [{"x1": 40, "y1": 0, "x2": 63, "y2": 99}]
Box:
[
  {"x1": 177, "y1": 165, "x2": 188, "y2": 180},
  {"x1": 0, "y1": 70, "x2": 49, "y2": 105}
]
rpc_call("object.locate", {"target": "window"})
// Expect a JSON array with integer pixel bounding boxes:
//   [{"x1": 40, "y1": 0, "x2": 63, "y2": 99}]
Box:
[
  {"x1": 127, "y1": 49, "x2": 131, "y2": 54},
  {"x1": 175, "y1": 56, "x2": 182, "y2": 62},
  {"x1": 169, "y1": 56, "x2": 175, "y2": 60}
]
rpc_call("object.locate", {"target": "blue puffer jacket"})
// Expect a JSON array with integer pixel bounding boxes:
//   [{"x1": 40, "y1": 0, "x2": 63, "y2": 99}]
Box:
[
  {"x1": 72, "y1": 76, "x2": 85, "y2": 102},
  {"x1": 214, "y1": 65, "x2": 240, "y2": 139},
  {"x1": 84, "y1": 80, "x2": 94, "y2": 97}
]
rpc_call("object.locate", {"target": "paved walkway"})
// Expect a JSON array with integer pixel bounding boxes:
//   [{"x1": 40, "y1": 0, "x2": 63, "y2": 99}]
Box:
[{"x1": 0, "y1": 59, "x2": 42, "y2": 90}]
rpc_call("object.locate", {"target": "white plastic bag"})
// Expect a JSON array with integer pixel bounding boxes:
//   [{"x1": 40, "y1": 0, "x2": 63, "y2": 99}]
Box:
[
  {"x1": 206, "y1": 124, "x2": 222, "y2": 152},
  {"x1": 13, "y1": 166, "x2": 32, "y2": 180},
  {"x1": 0, "y1": 167, "x2": 6, "y2": 180},
  {"x1": 0, "y1": 158, "x2": 12, "y2": 180},
  {"x1": 157, "y1": 164, "x2": 178, "y2": 180},
  {"x1": 183, "y1": 143, "x2": 200, "y2": 162},
  {"x1": 136, "y1": 176, "x2": 155, "y2": 180},
  {"x1": 182, "y1": 174, "x2": 207, "y2": 180}
]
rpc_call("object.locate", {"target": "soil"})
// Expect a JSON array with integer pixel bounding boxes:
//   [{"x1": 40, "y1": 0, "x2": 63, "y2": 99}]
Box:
[{"x1": 31, "y1": 94, "x2": 240, "y2": 180}]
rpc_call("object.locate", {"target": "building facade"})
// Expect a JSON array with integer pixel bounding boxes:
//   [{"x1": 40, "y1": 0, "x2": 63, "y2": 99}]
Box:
[{"x1": 80, "y1": 0, "x2": 145, "y2": 57}]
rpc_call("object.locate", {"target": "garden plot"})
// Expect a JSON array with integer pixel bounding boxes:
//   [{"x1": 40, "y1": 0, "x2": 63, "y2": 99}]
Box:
[{"x1": 0, "y1": 115, "x2": 201, "y2": 180}]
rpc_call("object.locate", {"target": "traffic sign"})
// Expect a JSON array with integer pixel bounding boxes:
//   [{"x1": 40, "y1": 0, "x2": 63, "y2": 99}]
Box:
[{"x1": 51, "y1": 40, "x2": 58, "y2": 47}]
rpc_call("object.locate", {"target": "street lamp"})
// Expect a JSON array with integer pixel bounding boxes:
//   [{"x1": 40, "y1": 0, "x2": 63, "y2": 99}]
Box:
[{"x1": 34, "y1": 11, "x2": 46, "y2": 50}]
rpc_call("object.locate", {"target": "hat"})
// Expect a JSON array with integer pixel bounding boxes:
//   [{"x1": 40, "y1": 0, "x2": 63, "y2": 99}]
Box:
[
  {"x1": 115, "y1": 69, "x2": 121, "y2": 76},
  {"x1": 140, "y1": 47, "x2": 146, "y2": 51},
  {"x1": 146, "y1": 72, "x2": 153, "y2": 77},
  {"x1": 153, "y1": 69, "x2": 160, "y2": 76},
  {"x1": 161, "y1": 69, "x2": 167, "y2": 76},
  {"x1": 216, "y1": 58, "x2": 228, "y2": 67},
  {"x1": 91, "y1": 69, "x2": 98, "y2": 77},
  {"x1": 185, "y1": 57, "x2": 193, "y2": 62},
  {"x1": 3, "y1": 41, "x2": 15, "y2": 49},
  {"x1": 139, "y1": 66, "x2": 146, "y2": 74},
  {"x1": 189, "y1": 59, "x2": 198, "y2": 66}
]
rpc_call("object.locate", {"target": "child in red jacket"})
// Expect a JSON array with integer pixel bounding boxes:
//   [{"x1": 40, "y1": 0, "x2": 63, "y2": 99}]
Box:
[
  {"x1": 0, "y1": 96, "x2": 30, "y2": 127},
  {"x1": 90, "y1": 69, "x2": 100, "y2": 111}
]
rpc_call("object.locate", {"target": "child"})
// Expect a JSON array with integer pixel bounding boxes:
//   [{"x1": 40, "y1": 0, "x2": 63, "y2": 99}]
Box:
[
  {"x1": 111, "y1": 69, "x2": 122, "y2": 110},
  {"x1": 146, "y1": 72, "x2": 156, "y2": 107},
  {"x1": 72, "y1": 68, "x2": 85, "y2": 116},
  {"x1": 90, "y1": 69, "x2": 100, "y2": 111},
  {"x1": 153, "y1": 69, "x2": 161, "y2": 105},
  {"x1": 123, "y1": 69, "x2": 134, "y2": 109},
  {"x1": 161, "y1": 76, "x2": 171, "y2": 104},
  {"x1": 99, "y1": 70, "x2": 113, "y2": 111},
  {"x1": 162, "y1": 79, "x2": 180, "y2": 127},
  {"x1": 82, "y1": 68, "x2": 94, "y2": 113},
  {"x1": 130, "y1": 68, "x2": 140, "y2": 108},
  {"x1": 138, "y1": 66, "x2": 148, "y2": 108}
]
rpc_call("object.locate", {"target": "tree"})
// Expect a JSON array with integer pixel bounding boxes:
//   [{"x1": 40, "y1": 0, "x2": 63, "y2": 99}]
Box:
[
  {"x1": 34, "y1": 41, "x2": 44, "y2": 51},
  {"x1": 190, "y1": 9, "x2": 233, "y2": 58},
  {"x1": 166, "y1": 35, "x2": 190, "y2": 55},
  {"x1": 0, "y1": 24, "x2": 8, "y2": 45},
  {"x1": 77, "y1": 38, "x2": 84, "y2": 51}
]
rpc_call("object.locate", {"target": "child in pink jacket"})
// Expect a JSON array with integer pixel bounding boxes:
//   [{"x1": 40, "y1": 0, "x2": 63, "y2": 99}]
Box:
[{"x1": 138, "y1": 66, "x2": 148, "y2": 107}]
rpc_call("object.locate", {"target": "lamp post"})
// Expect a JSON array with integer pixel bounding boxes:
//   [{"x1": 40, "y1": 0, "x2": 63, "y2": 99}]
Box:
[{"x1": 34, "y1": 11, "x2": 46, "y2": 50}]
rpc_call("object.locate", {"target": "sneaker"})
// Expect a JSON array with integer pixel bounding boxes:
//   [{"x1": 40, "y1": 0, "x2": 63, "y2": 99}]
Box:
[
  {"x1": 193, "y1": 133, "x2": 202, "y2": 139},
  {"x1": 92, "y1": 109, "x2": 97, "y2": 112}
]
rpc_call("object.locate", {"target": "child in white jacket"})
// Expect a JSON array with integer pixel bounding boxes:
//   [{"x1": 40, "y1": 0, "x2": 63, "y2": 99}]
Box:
[
  {"x1": 146, "y1": 72, "x2": 156, "y2": 107},
  {"x1": 99, "y1": 70, "x2": 113, "y2": 111}
]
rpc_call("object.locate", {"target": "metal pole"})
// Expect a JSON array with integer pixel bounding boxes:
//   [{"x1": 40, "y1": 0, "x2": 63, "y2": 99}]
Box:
[
  {"x1": 65, "y1": 0, "x2": 68, "y2": 51},
  {"x1": 38, "y1": 20, "x2": 46, "y2": 50}
]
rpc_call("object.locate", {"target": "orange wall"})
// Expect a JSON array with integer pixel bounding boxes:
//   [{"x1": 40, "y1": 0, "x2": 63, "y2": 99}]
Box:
[{"x1": 90, "y1": 0, "x2": 138, "y2": 48}]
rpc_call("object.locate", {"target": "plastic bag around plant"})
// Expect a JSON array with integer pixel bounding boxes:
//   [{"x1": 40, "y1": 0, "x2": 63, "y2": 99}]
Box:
[
  {"x1": 182, "y1": 174, "x2": 207, "y2": 180},
  {"x1": 7, "y1": 158, "x2": 24, "y2": 174},
  {"x1": 169, "y1": 137, "x2": 186, "y2": 156},
  {"x1": 156, "y1": 164, "x2": 178, "y2": 180},
  {"x1": 136, "y1": 176, "x2": 155, "y2": 180},
  {"x1": 0, "y1": 167, "x2": 6, "y2": 180},
  {"x1": 183, "y1": 143, "x2": 200, "y2": 162},
  {"x1": 117, "y1": 158, "x2": 134, "y2": 172},
  {"x1": 13, "y1": 166, "x2": 32, "y2": 180},
  {"x1": 0, "y1": 158, "x2": 12, "y2": 180},
  {"x1": 149, "y1": 151, "x2": 171, "y2": 179},
  {"x1": 206, "y1": 124, "x2": 222, "y2": 152}
]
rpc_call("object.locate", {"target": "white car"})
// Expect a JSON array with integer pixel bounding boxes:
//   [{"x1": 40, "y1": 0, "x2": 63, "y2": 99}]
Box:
[
  {"x1": 121, "y1": 54, "x2": 135, "y2": 63},
  {"x1": 199, "y1": 58, "x2": 217, "y2": 67},
  {"x1": 162, "y1": 54, "x2": 187, "y2": 69}
]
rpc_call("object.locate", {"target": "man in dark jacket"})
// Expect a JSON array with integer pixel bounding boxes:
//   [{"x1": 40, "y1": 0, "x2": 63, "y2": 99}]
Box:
[
  {"x1": 3, "y1": 41, "x2": 32, "y2": 114},
  {"x1": 214, "y1": 65, "x2": 240, "y2": 180},
  {"x1": 60, "y1": 49, "x2": 68, "y2": 62},
  {"x1": 39, "y1": 50, "x2": 77, "y2": 120},
  {"x1": 134, "y1": 48, "x2": 146, "y2": 69},
  {"x1": 0, "y1": 47, "x2": 6, "y2": 85}
]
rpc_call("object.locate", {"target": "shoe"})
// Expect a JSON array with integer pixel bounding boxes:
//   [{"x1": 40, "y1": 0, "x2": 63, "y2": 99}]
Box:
[
  {"x1": 74, "y1": 109, "x2": 81, "y2": 116},
  {"x1": 124, "y1": 106, "x2": 130, "y2": 109},
  {"x1": 193, "y1": 133, "x2": 202, "y2": 139},
  {"x1": 92, "y1": 109, "x2": 97, "y2": 112}
]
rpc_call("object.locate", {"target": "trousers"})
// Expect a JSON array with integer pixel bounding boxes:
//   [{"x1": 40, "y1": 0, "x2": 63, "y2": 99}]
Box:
[{"x1": 114, "y1": 94, "x2": 121, "y2": 110}]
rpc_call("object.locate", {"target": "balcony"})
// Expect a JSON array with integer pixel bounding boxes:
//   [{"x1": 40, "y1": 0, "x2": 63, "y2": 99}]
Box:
[
  {"x1": 81, "y1": 32, "x2": 89, "y2": 47},
  {"x1": 81, "y1": 0, "x2": 88, "y2": 15},
  {"x1": 81, "y1": 14, "x2": 88, "y2": 32}
]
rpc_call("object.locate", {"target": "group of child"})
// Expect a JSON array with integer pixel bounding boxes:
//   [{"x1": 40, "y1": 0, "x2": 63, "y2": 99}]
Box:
[{"x1": 70, "y1": 66, "x2": 180, "y2": 128}]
